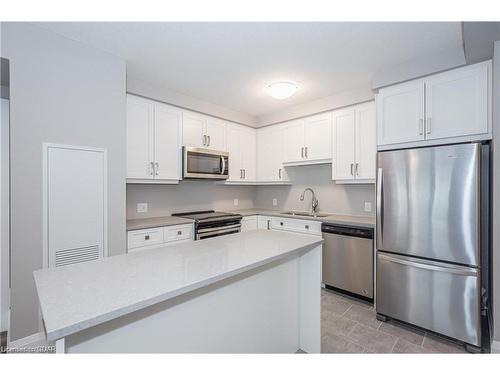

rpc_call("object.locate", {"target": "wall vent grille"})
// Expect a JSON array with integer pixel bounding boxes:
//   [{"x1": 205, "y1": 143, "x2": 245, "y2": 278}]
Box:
[{"x1": 54, "y1": 245, "x2": 100, "y2": 267}]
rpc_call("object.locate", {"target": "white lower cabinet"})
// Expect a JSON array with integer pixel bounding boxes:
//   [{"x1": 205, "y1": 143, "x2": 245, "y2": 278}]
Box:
[
  {"x1": 127, "y1": 224, "x2": 194, "y2": 252},
  {"x1": 241, "y1": 216, "x2": 258, "y2": 232},
  {"x1": 270, "y1": 217, "x2": 322, "y2": 236},
  {"x1": 257, "y1": 216, "x2": 273, "y2": 230},
  {"x1": 332, "y1": 101, "x2": 376, "y2": 183}
]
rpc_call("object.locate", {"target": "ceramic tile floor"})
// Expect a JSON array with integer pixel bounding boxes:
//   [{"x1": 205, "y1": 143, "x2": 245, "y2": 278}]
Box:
[{"x1": 321, "y1": 288, "x2": 468, "y2": 354}]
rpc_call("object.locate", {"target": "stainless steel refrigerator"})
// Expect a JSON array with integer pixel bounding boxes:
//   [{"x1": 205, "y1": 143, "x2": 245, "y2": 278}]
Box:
[{"x1": 376, "y1": 142, "x2": 491, "y2": 352}]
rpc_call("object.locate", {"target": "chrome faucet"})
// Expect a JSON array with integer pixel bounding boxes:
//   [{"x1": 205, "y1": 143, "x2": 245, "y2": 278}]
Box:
[{"x1": 300, "y1": 188, "x2": 319, "y2": 215}]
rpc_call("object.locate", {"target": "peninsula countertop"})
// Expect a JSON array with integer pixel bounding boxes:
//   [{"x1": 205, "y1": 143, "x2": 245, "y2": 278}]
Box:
[
  {"x1": 126, "y1": 216, "x2": 194, "y2": 231},
  {"x1": 226, "y1": 208, "x2": 375, "y2": 228},
  {"x1": 34, "y1": 229, "x2": 323, "y2": 342}
]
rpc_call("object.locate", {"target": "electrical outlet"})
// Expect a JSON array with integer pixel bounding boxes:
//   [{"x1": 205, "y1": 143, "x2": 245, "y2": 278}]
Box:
[
  {"x1": 233, "y1": 198, "x2": 239, "y2": 206},
  {"x1": 364, "y1": 202, "x2": 372, "y2": 213},
  {"x1": 137, "y1": 203, "x2": 148, "y2": 213},
  {"x1": 272, "y1": 198, "x2": 278, "y2": 206}
]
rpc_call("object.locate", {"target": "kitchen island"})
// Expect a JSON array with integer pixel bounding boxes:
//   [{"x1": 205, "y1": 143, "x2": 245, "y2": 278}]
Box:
[{"x1": 34, "y1": 230, "x2": 323, "y2": 353}]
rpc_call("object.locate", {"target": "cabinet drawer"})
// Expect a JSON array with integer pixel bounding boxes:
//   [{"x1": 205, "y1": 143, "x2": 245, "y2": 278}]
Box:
[
  {"x1": 127, "y1": 228, "x2": 164, "y2": 249},
  {"x1": 164, "y1": 224, "x2": 193, "y2": 243},
  {"x1": 270, "y1": 217, "x2": 322, "y2": 236}
]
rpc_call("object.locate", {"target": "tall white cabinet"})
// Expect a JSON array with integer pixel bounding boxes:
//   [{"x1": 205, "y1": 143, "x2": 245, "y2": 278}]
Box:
[
  {"x1": 256, "y1": 126, "x2": 288, "y2": 183},
  {"x1": 377, "y1": 61, "x2": 491, "y2": 149},
  {"x1": 226, "y1": 123, "x2": 256, "y2": 182},
  {"x1": 127, "y1": 95, "x2": 182, "y2": 184},
  {"x1": 332, "y1": 102, "x2": 376, "y2": 183}
]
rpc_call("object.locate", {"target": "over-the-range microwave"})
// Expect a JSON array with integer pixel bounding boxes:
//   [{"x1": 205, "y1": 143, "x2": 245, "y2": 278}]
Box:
[{"x1": 182, "y1": 147, "x2": 229, "y2": 180}]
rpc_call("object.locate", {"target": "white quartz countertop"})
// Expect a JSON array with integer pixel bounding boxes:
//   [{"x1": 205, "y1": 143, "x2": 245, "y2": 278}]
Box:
[
  {"x1": 34, "y1": 230, "x2": 323, "y2": 342},
  {"x1": 227, "y1": 208, "x2": 375, "y2": 228},
  {"x1": 126, "y1": 216, "x2": 194, "y2": 231}
]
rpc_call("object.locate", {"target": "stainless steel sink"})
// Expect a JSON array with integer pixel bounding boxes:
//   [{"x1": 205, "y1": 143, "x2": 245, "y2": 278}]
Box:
[{"x1": 280, "y1": 211, "x2": 329, "y2": 218}]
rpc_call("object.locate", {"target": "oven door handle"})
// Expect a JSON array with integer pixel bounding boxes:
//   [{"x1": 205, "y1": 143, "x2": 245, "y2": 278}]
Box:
[
  {"x1": 197, "y1": 223, "x2": 242, "y2": 234},
  {"x1": 197, "y1": 225, "x2": 242, "y2": 239}
]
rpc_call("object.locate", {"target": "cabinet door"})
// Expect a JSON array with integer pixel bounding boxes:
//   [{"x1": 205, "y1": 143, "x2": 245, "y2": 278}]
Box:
[
  {"x1": 257, "y1": 126, "x2": 284, "y2": 181},
  {"x1": 182, "y1": 112, "x2": 206, "y2": 147},
  {"x1": 241, "y1": 216, "x2": 258, "y2": 232},
  {"x1": 257, "y1": 216, "x2": 272, "y2": 230},
  {"x1": 304, "y1": 113, "x2": 332, "y2": 161},
  {"x1": 377, "y1": 80, "x2": 425, "y2": 146},
  {"x1": 154, "y1": 103, "x2": 182, "y2": 180},
  {"x1": 425, "y1": 63, "x2": 489, "y2": 140},
  {"x1": 226, "y1": 124, "x2": 243, "y2": 181},
  {"x1": 241, "y1": 128, "x2": 256, "y2": 181},
  {"x1": 283, "y1": 120, "x2": 305, "y2": 163},
  {"x1": 126, "y1": 95, "x2": 154, "y2": 179},
  {"x1": 205, "y1": 118, "x2": 227, "y2": 151},
  {"x1": 355, "y1": 102, "x2": 376, "y2": 180},
  {"x1": 332, "y1": 109, "x2": 355, "y2": 180}
]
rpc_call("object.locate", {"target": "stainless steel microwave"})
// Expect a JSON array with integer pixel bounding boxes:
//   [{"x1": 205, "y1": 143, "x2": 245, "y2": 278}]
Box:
[{"x1": 183, "y1": 147, "x2": 229, "y2": 180}]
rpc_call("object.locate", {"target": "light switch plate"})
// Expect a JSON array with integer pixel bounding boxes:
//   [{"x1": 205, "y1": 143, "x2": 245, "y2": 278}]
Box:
[
  {"x1": 137, "y1": 203, "x2": 148, "y2": 213},
  {"x1": 272, "y1": 198, "x2": 278, "y2": 206},
  {"x1": 233, "y1": 198, "x2": 239, "y2": 206},
  {"x1": 364, "y1": 202, "x2": 372, "y2": 213}
]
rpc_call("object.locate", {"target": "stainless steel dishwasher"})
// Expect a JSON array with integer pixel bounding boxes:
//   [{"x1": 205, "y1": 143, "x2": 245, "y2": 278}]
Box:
[{"x1": 322, "y1": 223, "x2": 374, "y2": 301}]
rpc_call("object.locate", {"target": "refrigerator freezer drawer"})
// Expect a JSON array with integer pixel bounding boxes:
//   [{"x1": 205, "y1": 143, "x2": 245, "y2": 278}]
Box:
[
  {"x1": 376, "y1": 252, "x2": 481, "y2": 346},
  {"x1": 323, "y1": 232, "x2": 373, "y2": 298}
]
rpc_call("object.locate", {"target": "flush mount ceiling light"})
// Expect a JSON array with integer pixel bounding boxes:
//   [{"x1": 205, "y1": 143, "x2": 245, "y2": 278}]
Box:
[{"x1": 265, "y1": 81, "x2": 298, "y2": 100}]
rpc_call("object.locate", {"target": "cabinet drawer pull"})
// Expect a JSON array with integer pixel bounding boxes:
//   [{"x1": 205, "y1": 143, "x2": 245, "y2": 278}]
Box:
[
  {"x1": 145, "y1": 235, "x2": 150, "y2": 240},
  {"x1": 177, "y1": 231, "x2": 182, "y2": 235},
  {"x1": 305, "y1": 225, "x2": 309, "y2": 229},
  {"x1": 426, "y1": 117, "x2": 432, "y2": 134},
  {"x1": 301, "y1": 147, "x2": 304, "y2": 158},
  {"x1": 280, "y1": 222, "x2": 284, "y2": 226}
]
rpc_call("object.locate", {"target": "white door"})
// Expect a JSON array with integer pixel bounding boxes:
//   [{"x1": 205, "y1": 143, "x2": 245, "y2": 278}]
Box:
[
  {"x1": 241, "y1": 128, "x2": 256, "y2": 181},
  {"x1": 226, "y1": 124, "x2": 243, "y2": 181},
  {"x1": 45, "y1": 145, "x2": 106, "y2": 268},
  {"x1": 241, "y1": 216, "x2": 258, "y2": 232},
  {"x1": 304, "y1": 113, "x2": 332, "y2": 161},
  {"x1": 154, "y1": 103, "x2": 182, "y2": 181},
  {"x1": 183, "y1": 111, "x2": 206, "y2": 147},
  {"x1": 126, "y1": 95, "x2": 154, "y2": 179},
  {"x1": 205, "y1": 118, "x2": 227, "y2": 151},
  {"x1": 332, "y1": 109, "x2": 355, "y2": 180},
  {"x1": 283, "y1": 120, "x2": 304, "y2": 163},
  {"x1": 377, "y1": 80, "x2": 425, "y2": 146},
  {"x1": 257, "y1": 126, "x2": 284, "y2": 181},
  {"x1": 355, "y1": 102, "x2": 376, "y2": 180},
  {"x1": 424, "y1": 63, "x2": 489, "y2": 140}
]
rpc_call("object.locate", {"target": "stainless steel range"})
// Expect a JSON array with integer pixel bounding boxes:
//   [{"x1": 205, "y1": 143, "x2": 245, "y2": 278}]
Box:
[{"x1": 172, "y1": 210, "x2": 242, "y2": 240}]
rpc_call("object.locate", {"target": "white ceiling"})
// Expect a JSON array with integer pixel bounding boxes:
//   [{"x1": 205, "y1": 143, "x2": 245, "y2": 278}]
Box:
[{"x1": 36, "y1": 22, "x2": 463, "y2": 117}]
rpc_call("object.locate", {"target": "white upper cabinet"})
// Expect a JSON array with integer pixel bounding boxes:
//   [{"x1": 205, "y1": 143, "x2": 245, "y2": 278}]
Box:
[
  {"x1": 127, "y1": 95, "x2": 154, "y2": 179},
  {"x1": 304, "y1": 113, "x2": 332, "y2": 161},
  {"x1": 226, "y1": 123, "x2": 256, "y2": 182},
  {"x1": 377, "y1": 61, "x2": 491, "y2": 149},
  {"x1": 424, "y1": 62, "x2": 489, "y2": 141},
  {"x1": 333, "y1": 101, "x2": 376, "y2": 183},
  {"x1": 376, "y1": 80, "x2": 425, "y2": 146},
  {"x1": 126, "y1": 95, "x2": 181, "y2": 183},
  {"x1": 257, "y1": 126, "x2": 287, "y2": 182},
  {"x1": 282, "y1": 114, "x2": 332, "y2": 165},
  {"x1": 182, "y1": 111, "x2": 226, "y2": 150}
]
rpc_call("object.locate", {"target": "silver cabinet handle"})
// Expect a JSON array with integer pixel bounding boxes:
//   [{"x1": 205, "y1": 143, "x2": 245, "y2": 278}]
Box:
[
  {"x1": 155, "y1": 162, "x2": 159, "y2": 176},
  {"x1": 305, "y1": 146, "x2": 308, "y2": 158},
  {"x1": 267, "y1": 220, "x2": 270, "y2": 230},
  {"x1": 426, "y1": 118, "x2": 431, "y2": 134},
  {"x1": 301, "y1": 147, "x2": 304, "y2": 158},
  {"x1": 419, "y1": 119, "x2": 424, "y2": 135},
  {"x1": 278, "y1": 168, "x2": 282, "y2": 180},
  {"x1": 243, "y1": 169, "x2": 246, "y2": 179},
  {"x1": 177, "y1": 230, "x2": 182, "y2": 235},
  {"x1": 150, "y1": 161, "x2": 154, "y2": 176},
  {"x1": 350, "y1": 163, "x2": 354, "y2": 176},
  {"x1": 220, "y1": 156, "x2": 225, "y2": 175},
  {"x1": 203, "y1": 135, "x2": 207, "y2": 146},
  {"x1": 376, "y1": 167, "x2": 384, "y2": 245},
  {"x1": 240, "y1": 169, "x2": 243, "y2": 179},
  {"x1": 355, "y1": 163, "x2": 359, "y2": 176},
  {"x1": 207, "y1": 135, "x2": 211, "y2": 147}
]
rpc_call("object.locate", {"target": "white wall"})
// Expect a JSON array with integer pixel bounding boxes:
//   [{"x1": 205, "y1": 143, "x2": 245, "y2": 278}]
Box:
[
  {"x1": 2, "y1": 22, "x2": 127, "y2": 341},
  {"x1": 127, "y1": 182, "x2": 256, "y2": 219},
  {"x1": 255, "y1": 164, "x2": 375, "y2": 216}
]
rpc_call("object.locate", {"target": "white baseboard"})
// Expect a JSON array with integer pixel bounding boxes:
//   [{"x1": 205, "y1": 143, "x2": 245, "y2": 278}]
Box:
[
  {"x1": 8, "y1": 331, "x2": 46, "y2": 349},
  {"x1": 491, "y1": 340, "x2": 500, "y2": 354}
]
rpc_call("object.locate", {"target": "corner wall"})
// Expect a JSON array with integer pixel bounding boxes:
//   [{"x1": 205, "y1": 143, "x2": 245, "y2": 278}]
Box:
[{"x1": 2, "y1": 22, "x2": 127, "y2": 341}]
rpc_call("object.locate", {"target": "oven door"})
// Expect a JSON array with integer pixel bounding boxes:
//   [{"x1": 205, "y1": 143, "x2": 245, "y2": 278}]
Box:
[
  {"x1": 197, "y1": 223, "x2": 241, "y2": 240},
  {"x1": 183, "y1": 147, "x2": 229, "y2": 180}
]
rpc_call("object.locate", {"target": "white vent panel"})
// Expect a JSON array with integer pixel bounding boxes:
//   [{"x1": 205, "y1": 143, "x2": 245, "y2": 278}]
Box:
[{"x1": 55, "y1": 245, "x2": 100, "y2": 267}]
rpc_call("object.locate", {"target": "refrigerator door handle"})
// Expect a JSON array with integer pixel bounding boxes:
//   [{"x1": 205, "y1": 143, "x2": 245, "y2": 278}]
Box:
[
  {"x1": 376, "y1": 167, "x2": 383, "y2": 244},
  {"x1": 378, "y1": 253, "x2": 478, "y2": 277}
]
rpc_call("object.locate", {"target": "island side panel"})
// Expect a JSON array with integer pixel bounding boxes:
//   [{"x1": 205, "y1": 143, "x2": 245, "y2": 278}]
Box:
[
  {"x1": 64, "y1": 254, "x2": 304, "y2": 353},
  {"x1": 298, "y1": 244, "x2": 322, "y2": 353}
]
